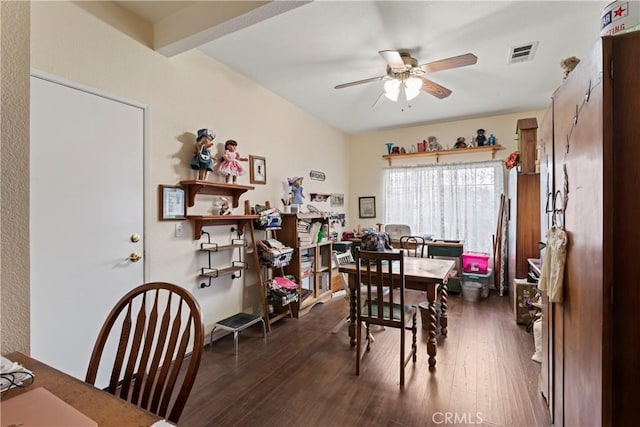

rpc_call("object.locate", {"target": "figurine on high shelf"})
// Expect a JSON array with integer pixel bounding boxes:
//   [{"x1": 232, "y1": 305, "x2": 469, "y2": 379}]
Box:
[
  {"x1": 475, "y1": 128, "x2": 487, "y2": 147},
  {"x1": 217, "y1": 139, "x2": 247, "y2": 184},
  {"x1": 288, "y1": 177, "x2": 305, "y2": 207},
  {"x1": 190, "y1": 128, "x2": 215, "y2": 180}
]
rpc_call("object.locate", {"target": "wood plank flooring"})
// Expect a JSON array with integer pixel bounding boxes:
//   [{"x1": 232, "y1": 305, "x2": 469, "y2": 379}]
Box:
[{"x1": 180, "y1": 291, "x2": 551, "y2": 427}]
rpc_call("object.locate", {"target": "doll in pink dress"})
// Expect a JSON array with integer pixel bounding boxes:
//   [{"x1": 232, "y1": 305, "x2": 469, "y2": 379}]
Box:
[{"x1": 217, "y1": 139, "x2": 247, "y2": 183}]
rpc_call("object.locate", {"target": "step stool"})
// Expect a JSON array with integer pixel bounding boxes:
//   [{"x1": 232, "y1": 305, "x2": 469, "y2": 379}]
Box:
[{"x1": 210, "y1": 313, "x2": 266, "y2": 357}]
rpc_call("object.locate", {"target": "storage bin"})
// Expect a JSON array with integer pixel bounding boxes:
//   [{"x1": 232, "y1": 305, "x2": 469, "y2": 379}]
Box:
[
  {"x1": 462, "y1": 268, "x2": 492, "y2": 298},
  {"x1": 461, "y1": 281, "x2": 482, "y2": 302},
  {"x1": 462, "y1": 252, "x2": 490, "y2": 274}
]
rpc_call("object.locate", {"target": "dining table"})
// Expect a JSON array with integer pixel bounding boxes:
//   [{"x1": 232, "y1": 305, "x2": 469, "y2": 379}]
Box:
[
  {"x1": 1, "y1": 352, "x2": 163, "y2": 427},
  {"x1": 339, "y1": 256, "x2": 456, "y2": 368}
]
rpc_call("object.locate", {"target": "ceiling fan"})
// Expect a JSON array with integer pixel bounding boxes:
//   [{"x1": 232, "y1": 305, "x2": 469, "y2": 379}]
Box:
[{"x1": 334, "y1": 50, "x2": 477, "y2": 103}]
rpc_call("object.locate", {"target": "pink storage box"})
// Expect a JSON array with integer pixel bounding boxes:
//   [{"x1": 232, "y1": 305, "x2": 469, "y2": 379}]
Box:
[{"x1": 462, "y1": 252, "x2": 490, "y2": 274}]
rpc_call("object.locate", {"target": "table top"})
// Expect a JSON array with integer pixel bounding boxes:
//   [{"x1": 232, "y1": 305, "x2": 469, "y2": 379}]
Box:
[
  {"x1": 2, "y1": 352, "x2": 162, "y2": 427},
  {"x1": 338, "y1": 256, "x2": 455, "y2": 284}
]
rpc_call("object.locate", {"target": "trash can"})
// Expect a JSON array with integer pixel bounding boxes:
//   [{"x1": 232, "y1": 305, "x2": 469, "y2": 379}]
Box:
[
  {"x1": 461, "y1": 281, "x2": 482, "y2": 302},
  {"x1": 462, "y1": 268, "x2": 493, "y2": 298}
]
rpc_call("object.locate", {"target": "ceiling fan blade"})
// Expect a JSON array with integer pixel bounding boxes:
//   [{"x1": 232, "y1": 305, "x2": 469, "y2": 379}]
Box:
[
  {"x1": 334, "y1": 75, "x2": 385, "y2": 89},
  {"x1": 379, "y1": 50, "x2": 406, "y2": 71},
  {"x1": 420, "y1": 53, "x2": 478, "y2": 74},
  {"x1": 419, "y1": 77, "x2": 452, "y2": 99}
]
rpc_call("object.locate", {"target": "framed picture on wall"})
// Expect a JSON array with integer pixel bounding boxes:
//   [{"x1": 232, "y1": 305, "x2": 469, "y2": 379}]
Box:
[
  {"x1": 358, "y1": 196, "x2": 376, "y2": 218},
  {"x1": 159, "y1": 185, "x2": 186, "y2": 220},
  {"x1": 330, "y1": 193, "x2": 344, "y2": 207},
  {"x1": 249, "y1": 155, "x2": 266, "y2": 184}
]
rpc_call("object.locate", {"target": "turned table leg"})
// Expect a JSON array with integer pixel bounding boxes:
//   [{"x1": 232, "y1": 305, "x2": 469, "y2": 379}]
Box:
[
  {"x1": 349, "y1": 275, "x2": 357, "y2": 347},
  {"x1": 440, "y1": 282, "x2": 448, "y2": 337},
  {"x1": 427, "y1": 284, "x2": 438, "y2": 368}
]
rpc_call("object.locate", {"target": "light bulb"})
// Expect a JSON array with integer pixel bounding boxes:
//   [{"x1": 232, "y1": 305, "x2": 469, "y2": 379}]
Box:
[
  {"x1": 384, "y1": 79, "x2": 400, "y2": 101},
  {"x1": 405, "y1": 77, "x2": 422, "y2": 101}
]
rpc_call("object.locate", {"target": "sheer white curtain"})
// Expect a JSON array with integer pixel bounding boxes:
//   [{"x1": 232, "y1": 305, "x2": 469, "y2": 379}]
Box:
[{"x1": 383, "y1": 160, "x2": 504, "y2": 254}]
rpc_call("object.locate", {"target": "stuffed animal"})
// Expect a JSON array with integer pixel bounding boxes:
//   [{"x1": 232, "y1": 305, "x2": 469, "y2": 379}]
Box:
[
  {"x1": 427, "y1": 136, "x2": 442, "y2": 151},
  {"x1": 454, "y1": 137, "x2": 467, "y2": 149},
  {"x1": 214, "y1": 197, "x2": 231, "y2": 215},
  {"x1": 475, "y1": 128, "x2": 487, "y2": 147},
  {"x1": 560, "y1": 56, "x2": 580, "y2": 81}
]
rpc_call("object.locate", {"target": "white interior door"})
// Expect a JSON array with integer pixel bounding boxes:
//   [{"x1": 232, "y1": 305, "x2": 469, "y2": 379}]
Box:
[{"x1": 30, "y1": 75, "x2": 145, "y2": 382}]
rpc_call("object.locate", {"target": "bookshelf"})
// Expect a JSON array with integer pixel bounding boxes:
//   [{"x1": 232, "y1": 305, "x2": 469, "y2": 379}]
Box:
[{"x1": 276, "y1": 213, "x2": 333, "y2": 317}]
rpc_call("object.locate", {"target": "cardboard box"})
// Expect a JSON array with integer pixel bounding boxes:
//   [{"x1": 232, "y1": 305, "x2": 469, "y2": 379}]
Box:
[{"x1": 513, "y1": 278, "x2": 537, "y2": 324}]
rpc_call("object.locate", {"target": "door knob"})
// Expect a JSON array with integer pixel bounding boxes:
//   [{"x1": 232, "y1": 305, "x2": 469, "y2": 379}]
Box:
[{"x1": 126, "y1": 252, "x2": 142, "y2": 262}]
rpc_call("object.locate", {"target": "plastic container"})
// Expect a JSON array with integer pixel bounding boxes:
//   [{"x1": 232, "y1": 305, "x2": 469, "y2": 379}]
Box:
[
  {"x1": 462, "y1": 252, "x2": 490, "y2": 274},
  {"x1": 462, "y1": 268, "x2": 493, "y2": 298},
  {"x1": 462, "y1": 281, "x2": 482, "y2": 302}
]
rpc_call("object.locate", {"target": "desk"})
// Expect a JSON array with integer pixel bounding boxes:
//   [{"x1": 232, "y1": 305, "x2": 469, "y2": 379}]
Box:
[
  {"x1": 339, "y1": 257, "x2": 455, "y2": 368},
  {"x1": 2, "y1": 352, "x2": 161, "y2": 427}
]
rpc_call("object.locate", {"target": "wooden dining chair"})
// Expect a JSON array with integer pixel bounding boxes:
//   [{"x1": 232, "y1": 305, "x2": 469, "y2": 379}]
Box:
[
  {"x1": 355, "y1": 248, "x2": 417, "y2": 386},
  {"x1": 85, "y1": 282, "x2": 204, "y2": 424},
  {"x1": 332, "y1": 251, "x2": 381, "y2": 341},
  {"x1": 331, "y1": 251, "x2": 357, "y2": 334},
  {"x1": 398, "y1": 235, "x2": 426, "y2": 257}
]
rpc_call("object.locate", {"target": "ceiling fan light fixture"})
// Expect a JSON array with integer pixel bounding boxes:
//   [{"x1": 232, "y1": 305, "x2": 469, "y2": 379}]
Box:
[
  {"x1": 405, "y1": 77, "x2": 422, "y2": 101},
  {"x1": 384, "y1": 79, "x2": 400, "y2": 101}
]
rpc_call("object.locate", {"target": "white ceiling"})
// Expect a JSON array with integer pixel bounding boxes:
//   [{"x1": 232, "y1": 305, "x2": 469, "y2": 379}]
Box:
[{"x1": 115, "y1": 1, "x2": 609, "y2": 135}]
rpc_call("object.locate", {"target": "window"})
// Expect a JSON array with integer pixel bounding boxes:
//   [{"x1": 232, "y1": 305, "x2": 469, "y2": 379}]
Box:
[{"x1": 383, "y1": 161, "x2": 504, "y2": 254}]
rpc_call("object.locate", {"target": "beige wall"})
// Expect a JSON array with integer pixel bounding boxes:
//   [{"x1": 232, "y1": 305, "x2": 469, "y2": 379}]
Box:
[
  {"x1": 2, "y1": 0, "x2": 549, "y2": 351},
  {"x1": 29, "y1": 1, "x2": 349, "y2": 335},
  {"x1": 1, "y1": 1, "x2": 31, "y2": 354},
  {"x1": 347, "y1": 110, "x2": 546, "y2": 229}
]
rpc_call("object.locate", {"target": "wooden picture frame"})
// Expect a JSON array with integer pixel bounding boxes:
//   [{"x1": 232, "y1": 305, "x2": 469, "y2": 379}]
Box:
[
  {"x1": 159, "y1": 185, "x2": 186, "y2": 220},
  {"x1": 249, "y1": 155, "x2": 266, "y2": 184},
  {"x1": 359, "y1": 196, "x2": 376, "y2": 218}
]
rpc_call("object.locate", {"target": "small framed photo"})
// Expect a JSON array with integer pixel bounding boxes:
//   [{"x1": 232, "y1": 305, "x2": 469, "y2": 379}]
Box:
[
  {"x1": 159, "y1": 185, "x2": 186, "y2": 220},
  {"x1": 359, "y1": 196, "x2": 376, "y2": 219},
  {"x1": 249, "y1": 155, "x2": 266, "y2": 184},
  {"x1": 330, "y1": 193, "x2": 344, "y2": 207}
]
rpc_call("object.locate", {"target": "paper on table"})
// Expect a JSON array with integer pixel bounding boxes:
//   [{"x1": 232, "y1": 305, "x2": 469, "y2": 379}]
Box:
[{"x1": 1, "y1": 387, "x2": 98, "y2": 427}]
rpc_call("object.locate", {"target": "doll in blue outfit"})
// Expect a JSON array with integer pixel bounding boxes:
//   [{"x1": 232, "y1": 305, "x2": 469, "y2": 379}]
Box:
[
  {"x1": 190, "y1": 129, "x2": 215, "y2": 180},
  {"x1": 288, "y1": 177, "x2": 305, "y2": 206}
]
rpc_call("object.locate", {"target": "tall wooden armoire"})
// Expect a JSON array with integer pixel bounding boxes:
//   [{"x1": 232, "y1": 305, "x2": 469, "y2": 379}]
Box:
[
  {"x1": 507, "y1": 119, "x2": 541, "y2": 300},
  {"x1": 538, "y1": 32, "x2": 640, "y2": 427}
]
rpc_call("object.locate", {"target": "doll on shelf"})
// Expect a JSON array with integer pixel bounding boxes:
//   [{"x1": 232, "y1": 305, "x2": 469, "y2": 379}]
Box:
[
  {"x1": 288, "y1": 177, "x2": 305, "y2": 206},
  {"x1": 214, "y1": 197, "x2": 231, "y2": 216},
  {"x1": 475, "y1": 128, "x2": 487, "y2": 147},
  {"x1": 427, "y1": 136, "x2": 442, "y2": 151},
  {"x1": 217, "y1": 139, "x2": 247, "y2": 184},
  {"x1": 190, "y1": 128, "x2": 215, "y2": 180}
]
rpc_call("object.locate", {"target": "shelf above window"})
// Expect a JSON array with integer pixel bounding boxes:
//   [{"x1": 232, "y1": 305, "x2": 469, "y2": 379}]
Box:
[{"x1": 382, "y1": 145, "x2": 504, "y2": 166}]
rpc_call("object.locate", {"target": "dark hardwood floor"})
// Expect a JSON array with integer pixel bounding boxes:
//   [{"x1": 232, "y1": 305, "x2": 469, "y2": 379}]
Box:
[{"x1": 180, "y1": 291, "x2": 551, "y2": 427}]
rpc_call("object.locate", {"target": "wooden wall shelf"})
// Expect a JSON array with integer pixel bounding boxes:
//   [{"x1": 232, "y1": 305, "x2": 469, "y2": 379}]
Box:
[
  {"x1": 187, "y1": 215, "x2": 259, "y2": 240},
  {"x1": 382, "y1": 145, "x2": 504, "y2": 166},
  {"x1": 180, "y1": 180, "x2": 254, "y2": 208}
]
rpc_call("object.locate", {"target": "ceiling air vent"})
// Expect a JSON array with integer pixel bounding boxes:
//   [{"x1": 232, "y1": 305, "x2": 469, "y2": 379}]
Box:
[{"x1": 508, "y1": 42, "x2": 538, "y2": 64}]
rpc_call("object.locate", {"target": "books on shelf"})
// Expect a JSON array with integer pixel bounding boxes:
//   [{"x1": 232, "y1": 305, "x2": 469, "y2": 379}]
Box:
[{"x1": 298, "y1": 231, "x2": 312, "y2": 243}]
